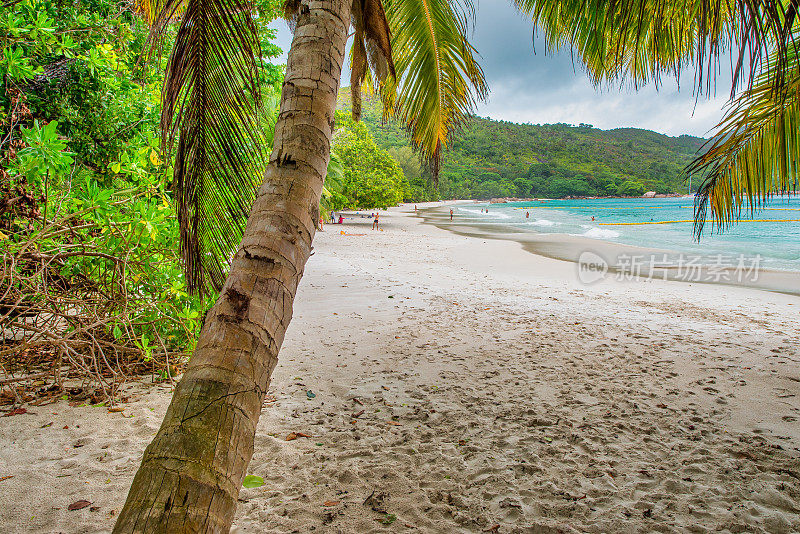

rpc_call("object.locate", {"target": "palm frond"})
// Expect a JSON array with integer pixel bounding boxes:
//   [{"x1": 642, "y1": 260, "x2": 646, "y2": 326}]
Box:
[
  {"x1": 690, "y1": 47, "x2": 800, "y2": 238},
  {"x1": 321, "y1": 152, "x2": 345, "y2": 211},
  {"x1": 349, "y1": 0, "x2": 395, "y2": 121},
  {"x1": 380, "y1": 0, "x2": 488, "y2": 178},
  {"x1": 517, "y1": 0, "x2": 797, "y2": 95},
  {"x1": 325, "y1": 151, "x2": 345, "y2": 192},
  {"x1": 137, "y1": 0, "x2": 173, "y2": 26},
  {"x1": 153, "y1": 0, "x2": 268, "y2": 295}
]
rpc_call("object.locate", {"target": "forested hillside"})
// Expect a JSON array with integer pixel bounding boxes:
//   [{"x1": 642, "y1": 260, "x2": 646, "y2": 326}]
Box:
[{"x1": 337, "y1": 89, "x2": 706, "y2": 200}]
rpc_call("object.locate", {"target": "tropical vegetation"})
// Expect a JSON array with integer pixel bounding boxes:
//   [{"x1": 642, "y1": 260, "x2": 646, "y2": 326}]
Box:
[{"x1": 338, "y1": 89, "x2": 706, "y2": 200}]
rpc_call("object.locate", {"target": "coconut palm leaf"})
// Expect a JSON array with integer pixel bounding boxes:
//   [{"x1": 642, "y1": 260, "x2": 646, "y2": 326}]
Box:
[
  {"x1": 379, "y1": 0, "x2": 488, "y2": 178},
  {"x1": 519, "y1": 0, "x2": 800, "y2": 237},
  {"x1": 138, "y1": 0, "x2": 173, "y2": 26},
  {"x1": 349, "y1": 0, "x2": 396, "y2": 120},
  {"x1": 321, "y1": 152, "x2": 345, "y2": 212},
  {"x1": 517, "y1": 0, "x2": 796, "y2": 95},
  {"x1": 149, "y1": 0, "x2": 269, "y2": 295},
  {"x1": 690, "y1": 47, "x2": 800, "y2": 237}
]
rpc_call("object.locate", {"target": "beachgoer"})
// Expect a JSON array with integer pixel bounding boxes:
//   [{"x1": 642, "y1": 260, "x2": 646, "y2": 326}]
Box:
[
  {"x1": 591, "y1": 216, "x2": 595, "y2": 221},
  {"x1": 450, "y1": 208, "x2": 454, "y2": 221},
  {"x1": 318, "y1": 216, "x2": 324, "y2": 231},
  {"x1": 526, "y1": 211, "x2": 530, "y2": 218},
  {"x1": 372, "y1": 212, "x2": 379, "y2": 230},
  {"x1": 414, "y1": 205, "x2": 417, "y2": 213},
  {"x1": 338, "y1": 215, "x2": 343, "y2": 224}
]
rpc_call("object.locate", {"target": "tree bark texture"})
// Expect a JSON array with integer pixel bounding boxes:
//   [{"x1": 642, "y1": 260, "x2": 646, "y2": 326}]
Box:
[{"x1": 113, "y1": 0, "x2": 350, "y2": 531}]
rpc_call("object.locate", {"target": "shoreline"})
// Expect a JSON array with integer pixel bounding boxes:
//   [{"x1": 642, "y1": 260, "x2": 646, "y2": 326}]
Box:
[
  {"x1": 420, "y1": 202, "x2": 800, "y2": 296},
  {"x1": 2, "y1": 203, "x2": 800, "y2": 533}
]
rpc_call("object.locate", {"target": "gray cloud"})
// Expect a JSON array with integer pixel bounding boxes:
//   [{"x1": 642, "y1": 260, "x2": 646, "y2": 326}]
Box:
[{"x1": 269, "y1": 0, "x2": 731, "y2": 137}]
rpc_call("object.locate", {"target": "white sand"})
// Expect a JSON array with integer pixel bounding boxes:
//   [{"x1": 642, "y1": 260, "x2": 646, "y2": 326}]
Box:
[{"x1": 2, "y1": 203, "x2": 800, "y2": 533}]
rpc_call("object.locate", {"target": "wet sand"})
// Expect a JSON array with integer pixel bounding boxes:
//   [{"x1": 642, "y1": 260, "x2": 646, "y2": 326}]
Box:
[{"x1": 422, "y1": 204, "x2": 800, "y2": 296}]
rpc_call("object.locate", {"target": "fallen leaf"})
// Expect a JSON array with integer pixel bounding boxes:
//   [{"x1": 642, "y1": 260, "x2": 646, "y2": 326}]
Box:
[
  {"x1": 386, "y1": 421, "x2": 401, "y2": 426},
  {"x1": 323, "y1": 500, "x2": 340, "y2": 507},
  {"x1": 0, "y1": 475, "x2": 14, "y2": 482},
  {"x1": 3, "y1": 408, "x2": 27, "y2": 417},
  {"x1": 90, "y1": 506, "x2": 100, "y2": 512},
  {"x1": 68, "y1": 500, "x2": 92, "y2": 511},
  {"x1": 352, "y1": 410, "x2": 365, "y2": 418},
  {"x1": 286, "y1": 433, "x2": 297, "y2": 441},
  {"x1": 242, "y1": 475, "x2": 265, "y2": 488},
  {"x1": 108, "y1": 407, "x2": 124, "y2": 413},
  {"x1": 295, "y1": 432, "x2": 312, "y2": 438},
  {"x1": 483, "y1": 524, "x2": 500, "y2": 532}
]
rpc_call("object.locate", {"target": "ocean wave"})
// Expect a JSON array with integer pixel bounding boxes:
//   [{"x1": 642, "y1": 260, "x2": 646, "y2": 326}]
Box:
[
  {"x1": 458, "y1": 208, "x2": 511, "y2": 219},
  {"x1": 575, "y1": 227, "x2": 621, "y2": 240},
  {"x1": 526, "y1": 219, "x2": 557, "y2": 227}
]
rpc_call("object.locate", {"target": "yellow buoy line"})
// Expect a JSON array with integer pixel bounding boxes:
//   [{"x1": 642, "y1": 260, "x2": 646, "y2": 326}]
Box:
[
  {"x1": 679, "y1": 206, "x2": 800, "y2": 211},
  {"x1": 513, "y1": 206, "x2": 668, "y2": 210},
  {"x1": 599, "y1": 219, "x2": 800, "y2": 226}
]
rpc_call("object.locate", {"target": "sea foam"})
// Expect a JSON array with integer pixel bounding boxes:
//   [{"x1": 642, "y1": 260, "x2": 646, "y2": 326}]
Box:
[
  {"x1": 526, "y1": 219, "x2": 557, "y2": 227},
  {"x1": 577, "y1": 227, "x2": 621, "y2": 240}
]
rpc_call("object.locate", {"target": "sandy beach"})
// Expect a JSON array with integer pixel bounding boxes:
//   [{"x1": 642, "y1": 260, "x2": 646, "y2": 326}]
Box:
[{"x1": 2, "y1": 202, "x2": 800, "y2": 533}]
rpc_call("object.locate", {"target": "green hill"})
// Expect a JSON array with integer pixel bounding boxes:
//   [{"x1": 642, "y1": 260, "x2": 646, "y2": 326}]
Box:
[{"x1": 336, "y1": 89, "x2": 706, "y2": 200}]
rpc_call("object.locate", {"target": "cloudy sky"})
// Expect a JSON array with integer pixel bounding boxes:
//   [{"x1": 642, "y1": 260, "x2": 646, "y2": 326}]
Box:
[{"x1": 269, "y1": 0, "x2": 732, "y2": 138}]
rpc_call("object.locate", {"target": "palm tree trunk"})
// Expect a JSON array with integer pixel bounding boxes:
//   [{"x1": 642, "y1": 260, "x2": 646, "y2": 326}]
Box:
[{"x1": 113, "y1": 0, "x2": 351, "y2": 531}]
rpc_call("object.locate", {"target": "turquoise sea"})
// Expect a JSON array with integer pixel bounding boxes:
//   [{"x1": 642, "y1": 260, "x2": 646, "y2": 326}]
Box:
[{"x1": 457, "y1": 196, "x2": 800, "y2": 272}]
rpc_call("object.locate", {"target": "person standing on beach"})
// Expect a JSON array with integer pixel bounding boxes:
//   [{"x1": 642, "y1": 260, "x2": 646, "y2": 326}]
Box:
[
  {"x1": 526, "y1": 211, "x2": 529, "y2": 218},
  {"x1": 450, "y1": 208, "x2": 454, "y2": 221},
  {"x1": 373, "y1": 212, "x2": 379, "y2": 230}
]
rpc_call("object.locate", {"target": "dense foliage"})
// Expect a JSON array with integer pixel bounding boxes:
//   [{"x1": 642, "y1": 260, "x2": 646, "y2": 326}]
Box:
[
  {"x1": 328, "y1": 115, "x2": 409, "y2": 210},
  {"x1": 339, "y1": 89, "x2": 706, "y2": 200},
  {"x1": 0, "y1": 0, "x2": 283, "y2": 396}
]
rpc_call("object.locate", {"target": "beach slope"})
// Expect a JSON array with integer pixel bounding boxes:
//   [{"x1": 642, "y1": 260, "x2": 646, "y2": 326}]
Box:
[{"x1": 2, "y1": 203, "x2": 800, "y2": 533}]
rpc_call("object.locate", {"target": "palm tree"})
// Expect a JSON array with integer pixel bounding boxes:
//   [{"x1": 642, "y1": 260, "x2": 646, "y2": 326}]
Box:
[
  {"x1": 517, "y1": 0, "x2": 800, "y2": 236},
  {"x1": 112, "y1": 0, "x2": 486, "y2": 530}
]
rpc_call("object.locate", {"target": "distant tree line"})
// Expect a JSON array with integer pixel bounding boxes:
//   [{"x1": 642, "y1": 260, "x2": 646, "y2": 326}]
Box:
[{"x1": 337, "y1": 89, "x2": 706, "y2": 201}]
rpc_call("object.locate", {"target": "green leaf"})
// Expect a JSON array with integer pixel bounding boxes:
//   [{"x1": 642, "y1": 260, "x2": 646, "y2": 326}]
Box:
[
  {"x1": 380, "y1": 0, "x2": 488, "y2": 177},
  {"x1": 242, "y1": 475, "x2": 265, "y2": 488}
]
